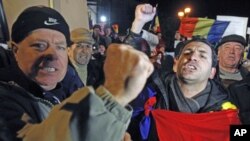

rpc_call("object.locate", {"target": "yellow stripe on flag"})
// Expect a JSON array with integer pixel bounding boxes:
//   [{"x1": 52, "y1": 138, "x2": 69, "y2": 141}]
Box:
[{"x1": 193, "y1": 18, "x2": 214, "y2": 37}]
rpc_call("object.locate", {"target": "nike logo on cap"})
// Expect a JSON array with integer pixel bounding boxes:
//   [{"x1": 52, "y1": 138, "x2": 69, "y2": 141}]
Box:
[{"x1": 44, "y1": 17, "x2": 59, "y2": 25}]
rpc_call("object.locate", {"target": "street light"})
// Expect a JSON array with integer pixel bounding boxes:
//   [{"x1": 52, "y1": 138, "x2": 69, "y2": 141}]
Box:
[
  {"x1": 184, "y1": 7, "x2": 191, "y2": 17},
  {"x1": 100, "y1": 15, "x2": 107, "y2": 22},
  {"x1": 178, "y1": 11, "x2": 185, "y2": 19},
  {"x1": 178, "y1": 7, "x2": 192, "y2": 19},
  {"x1": 184, "y1": 8, "x2": 191, "y2": 14}
]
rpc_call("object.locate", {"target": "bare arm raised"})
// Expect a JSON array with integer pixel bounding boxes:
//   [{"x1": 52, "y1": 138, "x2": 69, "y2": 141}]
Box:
[{"x1": 131, "y1": 4, "x2": 156, "y2": 34}]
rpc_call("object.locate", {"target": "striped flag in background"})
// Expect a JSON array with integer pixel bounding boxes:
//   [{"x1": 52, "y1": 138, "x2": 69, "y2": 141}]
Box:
[
  {"x1": 153, "y1": 15, "x2": 160, "y2": 33},
  {"x1": 149, "y1": 15, "x2": 160, "y2": 33},
  {"x1": 179, "y1": 18, "x2": 230, "y2": 44}
]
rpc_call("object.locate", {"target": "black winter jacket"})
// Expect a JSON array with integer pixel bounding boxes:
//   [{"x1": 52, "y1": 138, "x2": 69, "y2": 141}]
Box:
[
  {"x1": 0, "y1": 49, "x2": 83, "y2": 140},
  {"x1": 228, "y1": 74, "x2": 250, "y2": 124}
]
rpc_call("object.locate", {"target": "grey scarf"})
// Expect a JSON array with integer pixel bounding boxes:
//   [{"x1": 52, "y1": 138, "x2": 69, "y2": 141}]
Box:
[{"x1": 169, "y1": 76, "x2": 211, "y2": 113}]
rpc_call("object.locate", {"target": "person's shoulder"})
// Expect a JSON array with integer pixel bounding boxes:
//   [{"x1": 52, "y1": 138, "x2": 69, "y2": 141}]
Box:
[
  {"x1": 228, "y1": 74, "x2": 250, "y2": 92},
  {"x1": 0, "y1": 81, "x2": 32, "y2": 103},
  {"x1": 0, "y1": 47, "x2": 14, "y2": 68},
  {"x1": 164, "y1": 72, "x2": 175, "y2": 82},
  {"x1": 0, "y1": 81, "x2": 15, "y2": 92},
  {"x1": 62, "y1": 65, "x2": 84, "y2": 89},
  {"x1": 239, "y1": 66, "x2": 250, "y2": 78},
  {"x1": 210, "y1": 79, "x2": 228, "y2": 92}
]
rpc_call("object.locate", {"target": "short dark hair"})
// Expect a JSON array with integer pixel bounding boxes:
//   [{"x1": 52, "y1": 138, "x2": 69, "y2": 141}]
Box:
[
  {"x1": 93, "y1": 24, "x2": 101, "y2": 31},
  {"x1": 174, "y1": 41, "x2": 185, "y2": 58}
]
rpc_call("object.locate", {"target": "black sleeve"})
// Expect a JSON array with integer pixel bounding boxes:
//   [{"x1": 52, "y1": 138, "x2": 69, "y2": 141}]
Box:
[{"x1": 228, "y1": 83, "x2": 250, "y2": 124}]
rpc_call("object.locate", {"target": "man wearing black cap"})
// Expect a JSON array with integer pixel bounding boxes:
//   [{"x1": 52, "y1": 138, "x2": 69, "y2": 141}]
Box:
[
  {"x1": 0, "y1": 6, "x2": 153, "y2": 141},
  {"x1": 216, "y1": 34, "x2": 249, "y2": 88}
]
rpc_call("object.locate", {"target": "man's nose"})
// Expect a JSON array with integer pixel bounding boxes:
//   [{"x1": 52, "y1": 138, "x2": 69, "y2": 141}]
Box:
[
  {"x1": 228, "y1": 47, "x2": 236, "y2": 54},
  {"x1": 43, "y1": 54, "x2": 54, "y2": 61},
  {"x1": 189, "y1": 52, "x2": 198, "y2": 61},
  {"x1": 81, "y1": 47, "x2": 88, "y2": 52},
  {"x1": 43, "y1": 46, "x2": 58, "y2": 60}
]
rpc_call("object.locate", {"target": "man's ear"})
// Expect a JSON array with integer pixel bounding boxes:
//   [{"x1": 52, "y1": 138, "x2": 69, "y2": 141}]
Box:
[
  {"x1": 67, "y1": 44, "x2": 75, "y2": 56},
  {"x1": 11, "y1": 42, "x2": 18, "y2": 54},
  {"x1": 209, "y1": 67, "x2": 217, "y2": 79},
  {"x1": 217, "y1": 48, "x2": 221, "y2": 61},
  {"x1": 239, "y1": 51, "x2": 245, "y2": 64},
  {"x1": 173, "y1": 57, "x2": 179, "y2": 73}
]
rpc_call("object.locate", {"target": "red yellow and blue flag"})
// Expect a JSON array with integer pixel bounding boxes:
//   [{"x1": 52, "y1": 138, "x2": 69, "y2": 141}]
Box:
[{"x1": 179, "y1": 17, "x2": 230, "y2": 44}]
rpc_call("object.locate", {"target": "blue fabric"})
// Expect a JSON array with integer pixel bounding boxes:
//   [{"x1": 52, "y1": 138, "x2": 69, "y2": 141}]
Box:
[
  {"x1": 207, "y1": 20, "x2": 230, "y2": 44},
  {"x1": 62, "y1": 65, "x2": 84, "y2": 96},
  {"x1": 140, "y1": 115, "x2": 151, "y2": 140},
  {"x1": 130, "y1": 85, "x2": 156, "y2": 140},
  {"x1": 130, "y1": 86, "x2": 156, "y2": 117}
]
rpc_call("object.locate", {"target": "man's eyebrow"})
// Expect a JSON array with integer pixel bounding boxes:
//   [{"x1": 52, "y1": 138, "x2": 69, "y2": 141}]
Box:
[
  {"x1": 31, "y1": 39, "x2": 47, "y2": 43},
  {"x1": 54, "y1": 41, "x2": 67, "y2": 45},
  {"x1": 183, "y1": 47, "x2": 192, "y2": 51},
  {"x1": 31, "y1": 39, "x2": 66, "y2": 44},
  {"x1": 198, "y1": 49, "x2": 208, "y2": 54},
  {"x1": 184, "y1": 47, "x2": 209, "y2": 54}
]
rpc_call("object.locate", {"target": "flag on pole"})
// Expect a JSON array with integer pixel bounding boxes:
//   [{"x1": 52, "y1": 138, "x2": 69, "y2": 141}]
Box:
[{"x1": 179, "y1": 17, "x2": 230, "y2": 44}]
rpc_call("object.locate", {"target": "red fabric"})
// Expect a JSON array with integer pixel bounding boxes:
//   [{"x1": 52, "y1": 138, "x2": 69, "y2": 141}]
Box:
[
  {"x1": 144, "y1": 97, "x2": 156, "y2": 116},
  {"x1": 179, "y1": 17, "x2": 198, "y2": 37},
  {"x1": 151, "y1": 109, "x2": 240, "y2": 141}
]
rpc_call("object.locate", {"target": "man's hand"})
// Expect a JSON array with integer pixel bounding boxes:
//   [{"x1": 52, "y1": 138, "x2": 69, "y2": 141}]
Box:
[
  {"x1": 131, "y1": 4, "x2": 156, "y2": 34},
  {"x1": 121, "y1": 132, "x2": 132, "y2": 141},
  {"x1": 104, "y1": 44, "x2": 154, "y2": 106}
]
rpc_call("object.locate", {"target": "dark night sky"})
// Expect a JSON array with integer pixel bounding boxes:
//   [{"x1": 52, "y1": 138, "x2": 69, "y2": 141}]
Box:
[
  {"x1": 155, "y1": 0, "x2": 250, "y2": 20},
  {"x1": 105, "y1": 0, "x2": 250, "y2": 34},
  {"x1": 147, "y1": 0, "x2": 250, "y2": 51}
]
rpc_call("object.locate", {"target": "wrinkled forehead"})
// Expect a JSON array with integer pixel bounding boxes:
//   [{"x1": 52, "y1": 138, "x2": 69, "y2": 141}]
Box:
[
  {"x1": 24, "y1": 28, "x2": 67, "y2": 44},
  {"x1": 221, "y1": 42, "x2": 244, "y2": 48},
  {"x1": 182, "y1": 41, "x2": 212, "y2": 54},
  {"x1": 76, "y1": 41, "x2": 92, "y2": 45}
]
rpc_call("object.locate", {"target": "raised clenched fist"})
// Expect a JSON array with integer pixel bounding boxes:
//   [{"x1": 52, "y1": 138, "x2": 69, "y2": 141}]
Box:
[{"x1": 104, "y1": 43, "x2": 154, "y2": 106}]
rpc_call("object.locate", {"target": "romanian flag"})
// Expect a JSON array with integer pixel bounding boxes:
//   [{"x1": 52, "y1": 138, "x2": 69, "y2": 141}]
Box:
[
  {"x1": 151, "y1": 109, "x2": 240, "y2": 141},
  {"x1": 179, "y1": 17, "x2": 230, "y2": 44}
]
